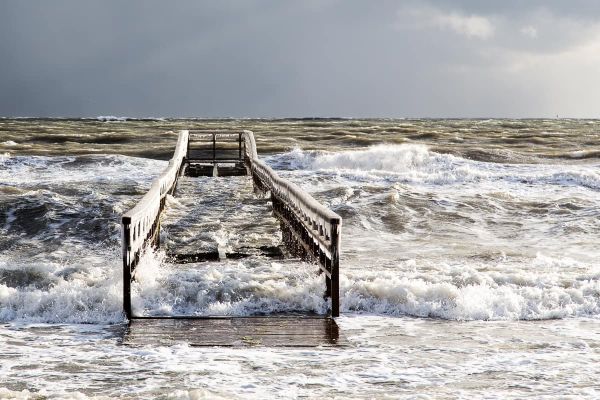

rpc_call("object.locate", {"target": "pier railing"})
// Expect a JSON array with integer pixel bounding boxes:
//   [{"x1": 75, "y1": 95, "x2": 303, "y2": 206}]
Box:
[
  {"x1": 186, "y1": 132, "x2": 247, "y2": 177},
  {"x1": 187, "y1": 132, "x2": 245, "y2": 164},
  {"x1": 242, "y1": 131, "x2": 342, "y2": 317},
  {"x1": 121, "y1": 130, "x2": 189, "y2": 319}
]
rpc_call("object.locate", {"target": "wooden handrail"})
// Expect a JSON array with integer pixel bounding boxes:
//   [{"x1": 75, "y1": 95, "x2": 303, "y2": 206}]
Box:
[
  {"x1": 122, "y1": 130, "x2": 189, "y2": 319},
  {"x1": 242, "y1": 130, "x2": 342, "y2": 317}
]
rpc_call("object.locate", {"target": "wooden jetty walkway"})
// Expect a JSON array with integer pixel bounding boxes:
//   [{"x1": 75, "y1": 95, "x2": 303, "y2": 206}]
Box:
[{"x1": 121, "y1": 130, "x2": 343, "y2": 347}]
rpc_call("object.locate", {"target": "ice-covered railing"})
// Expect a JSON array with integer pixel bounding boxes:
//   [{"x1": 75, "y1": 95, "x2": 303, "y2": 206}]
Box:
[
  {"x1": 121, "y1": 130, "x2": 189, "y2": 319},
  {"x1": 242, "y1": 130, "x2": 342, "y2": 317},
  {"x1": 121, "y1": 129, "x2": 341, "y2": 318}
]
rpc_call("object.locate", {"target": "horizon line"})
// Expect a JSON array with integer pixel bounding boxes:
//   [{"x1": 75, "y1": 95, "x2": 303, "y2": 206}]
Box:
[{"x1": 1, "y1": 115, "x2": 598, "y2": 121}]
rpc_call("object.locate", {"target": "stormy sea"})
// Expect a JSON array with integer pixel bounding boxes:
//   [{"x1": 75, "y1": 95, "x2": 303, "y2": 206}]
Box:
[{"x1": 1, "y1": 118, "x2": 599, "y2": 398}]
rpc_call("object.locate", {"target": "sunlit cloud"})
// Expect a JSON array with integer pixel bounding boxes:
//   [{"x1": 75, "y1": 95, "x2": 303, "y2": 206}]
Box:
[
  {"x1": 520, "y1": 25, "x2": 538, "y2": 38},
  {"x1": 434, "y1": 12, "x2": 494, "y2": 39},
  {"x1": 396, "y1": 4, "x2": 494, "y2": 39}
]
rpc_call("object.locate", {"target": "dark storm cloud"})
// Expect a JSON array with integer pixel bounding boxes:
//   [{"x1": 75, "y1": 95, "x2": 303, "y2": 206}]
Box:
[{"x1": 1, "y1": 0, "x2": 599, "y2": 117}]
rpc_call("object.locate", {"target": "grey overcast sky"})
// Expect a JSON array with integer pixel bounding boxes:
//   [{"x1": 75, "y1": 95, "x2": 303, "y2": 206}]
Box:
[{"x1": 1, "y1": 0, "x2": 600, "y2": 118}]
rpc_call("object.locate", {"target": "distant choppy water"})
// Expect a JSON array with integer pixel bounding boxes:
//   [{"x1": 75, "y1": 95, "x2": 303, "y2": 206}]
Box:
[{"x1": 1, "y1": 118, "x2": 599, "y2": 398}]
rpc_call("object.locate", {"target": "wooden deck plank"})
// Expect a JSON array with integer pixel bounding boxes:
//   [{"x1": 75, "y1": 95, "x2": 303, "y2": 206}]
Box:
[{"x1": 123, "y1": 317, "x2": 346, "y2": 348}]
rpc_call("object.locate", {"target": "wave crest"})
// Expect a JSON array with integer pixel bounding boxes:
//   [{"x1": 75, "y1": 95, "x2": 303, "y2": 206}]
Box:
[
  {"x1": 272, "y1": 145, "x2": 600, "y2": 189},
  {"x1": 312, "y1": 144, "x2": 440, "y2": 172}
]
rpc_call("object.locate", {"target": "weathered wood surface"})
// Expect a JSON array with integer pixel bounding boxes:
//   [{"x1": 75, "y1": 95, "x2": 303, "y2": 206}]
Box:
[
  {"x1": 123, "y1": 317, "x2": 346, "y2": 348},
  {"x1": 169, "y1": 246, "x2": 284, "y2": 263},
  {"x1": 185, "y1": 163, "x2": 247, "y2": 177}
]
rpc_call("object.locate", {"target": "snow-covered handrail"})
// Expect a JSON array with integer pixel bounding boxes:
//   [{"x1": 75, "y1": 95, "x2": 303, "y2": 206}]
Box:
[
  {"x1": 122, "y1": 130, "x2": 189, "y2": 319},
  {"x1": 242, "y1": 130, "x2": 341, "y2": 317}
]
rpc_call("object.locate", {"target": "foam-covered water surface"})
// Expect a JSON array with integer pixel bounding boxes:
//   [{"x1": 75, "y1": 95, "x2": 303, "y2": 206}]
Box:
[
  {"x1": 0, "y1": 318, "x2": 598, "y2": 399},
  {"x1": 1, "y1": 118, "x2": 599, "y2": 398},
  {"x1": 0, "y1": 154, "x2": 166, "y2": 324},
  {"x1": 262, "y1": 144, "x2": 600, "y2": 323}
]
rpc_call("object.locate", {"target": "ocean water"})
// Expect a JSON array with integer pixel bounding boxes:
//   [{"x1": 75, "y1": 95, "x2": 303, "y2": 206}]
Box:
[{"x1": 0, "y1": 118, "x2": 599, "y2": 398}]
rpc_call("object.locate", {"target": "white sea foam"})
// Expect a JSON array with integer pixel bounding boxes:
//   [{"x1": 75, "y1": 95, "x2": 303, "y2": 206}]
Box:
[
  {"x1": 0, "y1": 155, "x2": 166, "y2": 323},
  {"x1": 1, "y1": 316, "x2": 598, "y2": 398},
  {"x1": 313, "y1": 144, "x2": 440, "y2": 172},
  {"x1": 0, "y1": 154, "x2": 166, "y2": 187},
  {"x1": 5, "y1": 250, "x2": 593, "y2": 323},
  {"x1": 120, "y1": 248, "x2": 600, "y2": 321},
  {"x1": 0, "y1": 255, "x2": 123, "y2": 323},
  {"x1": 132, "y1": 250, "x2": 328, "y2": 317},
  {"x1": 96, "y1": 115, "x2": 127, "y2": 122},
  {"x1": 257, "y1": 145, "x2": 600, "y2": 321},
  {"x1": 2, "y1": 140, "x2": 17, "y2": 146},
  {"x1": 273, "y1": 144, "x2": 464, "y2": 175},
  {"x1": 341, "y1": 264, "x2": 600, "y2": 320},
  {"x1": 272, "y1": 145, "x2": 600, "y2": 190}
]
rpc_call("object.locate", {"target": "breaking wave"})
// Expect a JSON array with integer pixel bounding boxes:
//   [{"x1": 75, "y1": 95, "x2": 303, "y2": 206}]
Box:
[
  {"x1": 1, "y1": 150, "x2": 598, "y2": 323},
  {"x1": 0, "y1": 254, "x2": 123, "y2": 323},
  {"x1": 2, "y1": 252, "x2": 599, "y2": 322},
  {"x1": 96, "y1": 115, "x2": 128, "y2": 122},
  {"x1": 126, "y1": 250, "x2": 600, "y2": 321},
  {"x1": 271, "y1": 145, "x2": 600, "y2": 189},
  {"x1": 0, "y1": 155, "x2": 164, "y2": 323},
  {"x1": 342, "y1": 257, "x2": 600, "y2": 320}
]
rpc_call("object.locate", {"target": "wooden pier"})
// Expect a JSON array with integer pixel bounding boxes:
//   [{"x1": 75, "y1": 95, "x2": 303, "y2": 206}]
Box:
[
  {"x1": 121, "y1": 130, "x2": 343, "y2": 347},
  {"x1": 123, "y1": 316, "x2": 345, "y2": 348}
]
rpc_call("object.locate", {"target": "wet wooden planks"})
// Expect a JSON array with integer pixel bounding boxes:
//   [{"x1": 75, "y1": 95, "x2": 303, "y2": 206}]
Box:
[{"x1": 123, "y1": 317, "x2": 346, "y2": 348}]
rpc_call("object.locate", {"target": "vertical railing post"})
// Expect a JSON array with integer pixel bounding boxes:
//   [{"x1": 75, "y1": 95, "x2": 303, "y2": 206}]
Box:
[
  {"x1": 186, "y1": 133, "x2": 190, "y2": 160},
  {"x1": 330, "y1": 220, "x2": 341, "y2": 317},
  {"x1": 154, "y1": 216, "x2": 160, "y2": 248},
  {"x1": 238, "y1": 132, "x2": 242, "y2": 161},
  {"x1": 325, "y1": 256, "x2": 332, "y2": 299},
  {"x1": 212, "y1": 133, "x2": 216, "y2": 163},
  {"x1": 122, "y1": 218, "x2": 132, "y2": 320}
]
